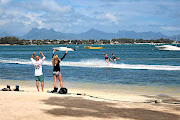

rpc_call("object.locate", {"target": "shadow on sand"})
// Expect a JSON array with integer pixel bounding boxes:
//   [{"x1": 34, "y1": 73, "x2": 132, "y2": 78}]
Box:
[
  {"x1": 42, "y1": 96, "x2": 180, "y2": 120},
  {"x1": 141, "y1": 94, "x2": 180, "y2": 104},
  {"x1": 141, "y1": 94, "x2": 180, "y2": 111}
]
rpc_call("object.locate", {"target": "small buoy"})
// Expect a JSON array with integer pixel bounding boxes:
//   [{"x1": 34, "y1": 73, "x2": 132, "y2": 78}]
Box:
[
  {"x1": 77, "y1": 93, "x2": 86, "y2": 96},
  {"x1": 155, "y1": 99, "x2": 163, "y2": 103},
  {"x1": 81, "y1": 93, "x2": 86, "y2": 96}
]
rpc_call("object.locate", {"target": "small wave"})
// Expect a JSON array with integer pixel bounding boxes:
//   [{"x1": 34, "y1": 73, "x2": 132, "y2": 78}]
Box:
[
  {"x1": 0, "y1": 58, "x2": 180, "y2": 71},
  {"x1": 126, "y1": 58, "x2": 180, "y2": 61}
]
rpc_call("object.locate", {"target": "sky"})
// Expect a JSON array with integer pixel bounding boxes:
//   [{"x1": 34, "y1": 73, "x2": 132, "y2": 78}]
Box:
[{"x1": 0, "y1": 0, "x2": 180, "y2": 36}]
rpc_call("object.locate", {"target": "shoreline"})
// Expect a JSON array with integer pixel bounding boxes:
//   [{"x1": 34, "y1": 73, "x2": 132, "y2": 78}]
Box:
[
  {"x1": 1, "y1": 79, "x2": 180, "y2": 102},
  {"x1": 1, "y1": 79, "x2": 180, "y2": 95},
  {"x1": 1, "y1": 43, "x2": 179, "y2": 46}
]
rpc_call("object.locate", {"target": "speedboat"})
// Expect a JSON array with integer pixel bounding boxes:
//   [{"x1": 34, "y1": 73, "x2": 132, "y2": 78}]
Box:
[
  {"x1": 53, "y1": 47, "x2": 75, "y2": 51},
  {"x1": 155, "y1": 45, "x2": 180, "y2": 51},
  {"x1": 84, "y1": 46, "x2": 103, "y2": 49}
]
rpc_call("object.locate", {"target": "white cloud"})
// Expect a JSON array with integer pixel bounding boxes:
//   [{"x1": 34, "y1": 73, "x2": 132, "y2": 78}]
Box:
[
  {"x1": 105, "y1": 13, "x2": 119, "y2": 24},
  {"x1": 24, "y1": 12, "x2": 45, "y2": 28},
  {"x1": 41, "y1": 0, "x2": 71, "y2": 13},
  {"x1": 22, "y1": 0, "x2": 72, "y2": 14},
  {"x1": 0, "y1": 0, "x2": 180, "y2": 36},
  {"x1": 161, "y1": 26, "x2": 180, "y2": 31},
  {"x1": 0, "y1": 0, "x2": 10, "y2": 5},
  {"x1": 0, "y1": 19, "x2": 9, "y2": 26},
  {"x1": 96, "y1": 13, "x2": 119, "y2": 24}
]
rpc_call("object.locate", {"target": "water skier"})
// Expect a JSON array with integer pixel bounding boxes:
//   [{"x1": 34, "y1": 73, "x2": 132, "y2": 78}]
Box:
[
  {"x1": 104, "y1": 54, "x2": 112, "y2": 65},
  {"x1": 112, "y1": 53, "x2": 120, "y2": 64}
]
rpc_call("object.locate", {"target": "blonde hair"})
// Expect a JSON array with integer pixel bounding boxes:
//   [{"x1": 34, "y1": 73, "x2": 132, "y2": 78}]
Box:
[{"x1": 52, "y1": 55, "x2": 59, "y2": 66}]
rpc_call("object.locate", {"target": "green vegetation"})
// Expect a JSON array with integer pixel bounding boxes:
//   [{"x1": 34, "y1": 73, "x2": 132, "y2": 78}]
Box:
[{"x1": 0, "y1": 36, "x2": 176, "y2": 45}]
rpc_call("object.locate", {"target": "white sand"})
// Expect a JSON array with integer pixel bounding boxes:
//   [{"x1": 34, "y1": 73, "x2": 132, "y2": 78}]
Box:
[{"x1": 0, "y1": 80, "x2": 180, "y2": 120}]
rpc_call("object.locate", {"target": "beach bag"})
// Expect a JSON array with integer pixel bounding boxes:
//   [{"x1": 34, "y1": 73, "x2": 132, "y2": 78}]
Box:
[
  {"x1": 59, "y1": 88, "x2": 68, "y2": 94},
  {"x1": 14, "y1": 85, "x2": 19, "y2": 91},
  {"x1": 2, "y1": 85, "x2": 11, "y2": 91}
]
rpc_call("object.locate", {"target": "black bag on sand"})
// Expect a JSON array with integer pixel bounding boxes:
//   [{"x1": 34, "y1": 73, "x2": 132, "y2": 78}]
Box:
[
  {"x1": 14, "y1": 85, "x2": 19, "y2": 91},
  {"x1": 7, "y1": 85, "x2": 10, "y2": 89},
  {"x1": 2, "y1": 85, "x2": 11, "y2": 91},
  {"x1": 58, "y1": 88, "x2": 68, "y2": 94}
]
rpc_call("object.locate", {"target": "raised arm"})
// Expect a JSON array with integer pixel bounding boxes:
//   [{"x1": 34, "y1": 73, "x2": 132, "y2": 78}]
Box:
[
  {"x1": 40, "y1": 51, "x2": 45, "y2": 62},
  {"x1": 40, "y1": 51, "x2": 45, "y2": 57},
  {"x1": 52, "y1": 49, "x2": 56, "y2": 58},
  {"x1": 60, "y1": 50, "x2": 68, "y2": 61},
  {"x1": 31, "y1": 52, "x2": 35, "y2": 58}
]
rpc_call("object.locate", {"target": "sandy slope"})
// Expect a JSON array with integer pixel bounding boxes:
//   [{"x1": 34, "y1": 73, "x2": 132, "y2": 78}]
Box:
[{"x1": 0, "y1": 84, "x2": 179, "y2": 120}]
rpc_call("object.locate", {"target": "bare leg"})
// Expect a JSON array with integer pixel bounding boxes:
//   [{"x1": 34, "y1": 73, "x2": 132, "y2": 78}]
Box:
[
  {"x1": 114, "y1": 59, "x2": 117, "y2": 64},
  {"x1": 36, "y1": 81, "x2": 39, "y2": 91},
  {"x1": 53, "y1": 75, "x2": 57, "y2": 88},
  {"x1": 41, "y1": 81, "x2": 44, "y2": 92},
  {"x1": 58, "y1": 75, "x2": 63, "y2": 88},
  {"x1": 106, "y1": 59, "x2": 109, "y2": 65}
]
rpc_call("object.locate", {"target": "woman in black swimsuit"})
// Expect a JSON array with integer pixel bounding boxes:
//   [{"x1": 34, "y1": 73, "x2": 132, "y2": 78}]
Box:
[
  {"x1": 51, "y1": 49, "x2": 68, "y2": 93},
  {"x1": 112, "y1": 53, "x2": 120, "y2": 64}
]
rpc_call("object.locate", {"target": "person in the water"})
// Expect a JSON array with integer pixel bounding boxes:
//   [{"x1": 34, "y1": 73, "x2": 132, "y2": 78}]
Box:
[
  {"x1": 112, "y1": 53, "x2": 120, "y2": 64},
  {"x1": 51, "y1": 49, "x2": 68, "y2": 93},
  {"x1": 104, "y1": 54, "x2": 112, "y2": 65}
]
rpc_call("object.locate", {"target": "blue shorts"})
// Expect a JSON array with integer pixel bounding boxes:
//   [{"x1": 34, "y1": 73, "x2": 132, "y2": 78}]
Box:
[{"x1": 35, "y1": 75, "x2": 44, "y2": 82}]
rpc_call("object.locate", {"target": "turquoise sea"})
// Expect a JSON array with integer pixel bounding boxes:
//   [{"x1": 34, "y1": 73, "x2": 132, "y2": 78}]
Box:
[{"x1": 0, "y1": 44, "x2": 180, "y2": 95}]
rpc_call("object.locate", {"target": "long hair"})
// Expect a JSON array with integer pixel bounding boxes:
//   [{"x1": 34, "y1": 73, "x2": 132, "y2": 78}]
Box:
[{"x1": 52, "y1": 55, "x2": 59, "y2": 66}]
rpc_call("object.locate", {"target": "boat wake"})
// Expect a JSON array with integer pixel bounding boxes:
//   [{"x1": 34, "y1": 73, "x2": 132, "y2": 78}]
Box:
[{"x1": 0, "y1": 58, "x2": 180, "y2": 71}]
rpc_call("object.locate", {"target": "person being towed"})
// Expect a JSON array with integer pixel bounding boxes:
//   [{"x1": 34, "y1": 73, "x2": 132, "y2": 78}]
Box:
[{"x1": 51, "y1": 49, "x2": 68, "y2": 93}]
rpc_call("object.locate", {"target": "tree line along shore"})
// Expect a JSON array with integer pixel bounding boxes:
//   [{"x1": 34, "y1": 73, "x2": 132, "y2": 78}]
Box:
[{"x1": 0, "y1": 36, "x2": 178, "y2": 45}]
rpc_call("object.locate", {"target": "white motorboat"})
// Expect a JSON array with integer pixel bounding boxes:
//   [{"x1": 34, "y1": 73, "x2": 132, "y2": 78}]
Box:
[
  {"x1": 53, "y1": 47, "x2": 75, "y2": 51},
  {"x1": 155, "y1": 45, "x2": 180, "y2": 51}
]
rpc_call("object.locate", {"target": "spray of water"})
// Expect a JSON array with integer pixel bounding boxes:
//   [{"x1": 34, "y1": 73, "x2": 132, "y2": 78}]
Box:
[{"x1": 0, "y1": 58, "x2": 180, "y2": 71}]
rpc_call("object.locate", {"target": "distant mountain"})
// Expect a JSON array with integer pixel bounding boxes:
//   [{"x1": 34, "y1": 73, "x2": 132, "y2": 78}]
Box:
[
  {"x1": 169, "y1": 34, "x2": 180, "y2": 41},
  {"x1": 115, "y1": 30, "x2": 170, "y2": 40},
  {"x1": 0, "y1": 32, "x2": 14, "y2": 37},
  {"x1": 0, "y1": 28, "x2": 175, "y2": 40},
  {"x1": 20, "y1": 28, "x2": 170, "y2": 40},
  {"x1": 21, "y1": 28, "x2": 66, "y2": 40},
  {"x1": 78, "y1": 28, "x2": 115, "y2": 40}
]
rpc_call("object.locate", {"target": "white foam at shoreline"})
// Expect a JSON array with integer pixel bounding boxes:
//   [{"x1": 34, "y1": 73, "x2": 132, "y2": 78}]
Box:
[{"x1": 1, "y1": 58, "x2": 180, "y2": 71}]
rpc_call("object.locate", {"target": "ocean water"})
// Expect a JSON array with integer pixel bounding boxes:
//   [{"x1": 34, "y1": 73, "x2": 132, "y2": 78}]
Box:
[{"x1": 0, "y1": 45, "x2": 180, "y2": 95}]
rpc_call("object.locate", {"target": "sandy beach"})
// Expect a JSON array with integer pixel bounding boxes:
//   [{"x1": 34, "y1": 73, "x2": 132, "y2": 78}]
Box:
[{"x1": 0, "y1": 80, "x2": 180, "y2": 120}]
